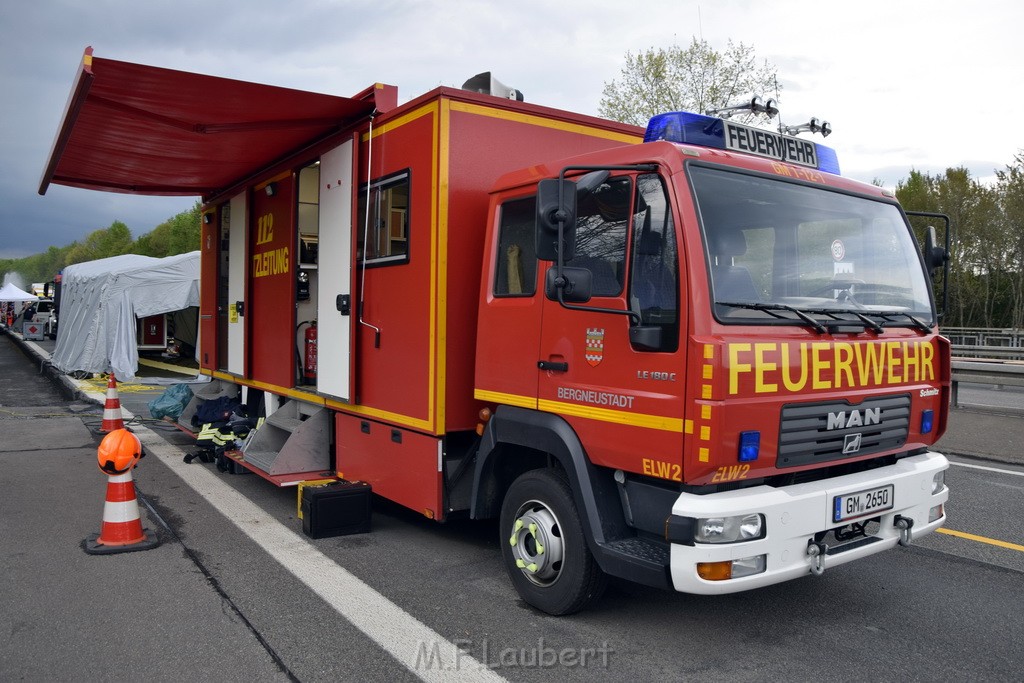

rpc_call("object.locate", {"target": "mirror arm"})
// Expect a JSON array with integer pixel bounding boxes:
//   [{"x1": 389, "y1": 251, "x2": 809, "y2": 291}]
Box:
[{"x1": 555, "y1": 286, "x2": 641, "y2": 324}]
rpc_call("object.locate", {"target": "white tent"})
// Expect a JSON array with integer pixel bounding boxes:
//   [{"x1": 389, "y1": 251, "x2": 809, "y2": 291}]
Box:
[
  {"x1": 0, "y1": 282, "x2": 39, "y2": 302},
  {"x1": 0, "y1": 282, "x2": 38, "y2": 326},
  {"x1": 51, "y1": 252, "x2": 200, "y2": 380}
]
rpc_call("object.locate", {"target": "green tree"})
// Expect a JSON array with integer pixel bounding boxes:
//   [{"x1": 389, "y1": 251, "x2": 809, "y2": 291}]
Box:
[
  {"x1": 994, "y1": 152, "x2": 1024, "y2": 328},
  {"x1": 167, "y1": 202, "x2": 202, "y2": 254},
  {"x1": 897, "y1": 167, "x2": 1009, "y2": 328},
  {"x1": 134, "y1": 202, "x2": 201, "y2": 257},
  {"x1": 599, "y1": 38, "x2": 781, "y2": 127},
  {"x1": 65, "y1": 221, "x2": 134, "y2": 264},
  {"x1": 134, "y1": 224, "x2": 172, "y2": 257}
]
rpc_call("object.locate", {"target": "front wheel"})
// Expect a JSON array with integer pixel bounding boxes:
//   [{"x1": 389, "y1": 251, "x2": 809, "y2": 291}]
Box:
[{"x1": 499, "y1": 469, "x2": 606, "y2": 615}]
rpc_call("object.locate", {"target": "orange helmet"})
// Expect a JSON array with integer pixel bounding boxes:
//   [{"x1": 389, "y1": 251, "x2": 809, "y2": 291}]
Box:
[{"x1": 97, "y1": 429, "x2": 143, "y2": 474}]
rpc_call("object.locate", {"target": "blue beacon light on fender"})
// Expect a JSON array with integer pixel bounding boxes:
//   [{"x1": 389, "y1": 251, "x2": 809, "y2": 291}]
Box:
[
  {"x1": 645, "y1": 111, "x2": 840, "y2": 176},
  {"x1": 738, "y1": 431, "x2": 760, "y2": 462},
  {"x1": 921, "y1": 409, "x2": 934, "y2": 435}
]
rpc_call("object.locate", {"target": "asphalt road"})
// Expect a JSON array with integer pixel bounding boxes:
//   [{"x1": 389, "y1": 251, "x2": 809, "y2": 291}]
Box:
[{"x1": 1, "y1": 330, "x2": 1022, "y2": 682}]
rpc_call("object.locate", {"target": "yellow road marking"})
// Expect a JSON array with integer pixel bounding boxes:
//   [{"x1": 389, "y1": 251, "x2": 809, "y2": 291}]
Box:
[{"x1": 937, "y1": 527, "x2": 1024, "y2": 552}]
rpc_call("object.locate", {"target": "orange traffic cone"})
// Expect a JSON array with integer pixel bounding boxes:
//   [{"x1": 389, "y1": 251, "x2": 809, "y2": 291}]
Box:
[
  {"x1": 85, "y1": 428, "x2": 158, "y2": 555},
  {"x1": 100, "y1": 372, "x2": 125, "y2": 433},
  {"x1": 84, "y1": 469, "x2": 159, "y2": 555}
]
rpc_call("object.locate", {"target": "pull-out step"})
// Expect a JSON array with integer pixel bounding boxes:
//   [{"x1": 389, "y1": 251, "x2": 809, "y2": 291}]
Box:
[{"x1": 241, "y1": 401, "x2": 332, "y2": 481}]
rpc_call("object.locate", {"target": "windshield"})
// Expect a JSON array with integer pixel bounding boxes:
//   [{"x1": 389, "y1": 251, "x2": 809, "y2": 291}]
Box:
[{"x1": 689, "y1": 165, "x2": 935, "y2": 328}]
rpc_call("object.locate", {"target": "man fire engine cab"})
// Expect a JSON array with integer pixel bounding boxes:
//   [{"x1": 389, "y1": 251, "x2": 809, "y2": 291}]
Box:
[{"x1": 476, "y1": 100, "x2": 950, "y2": 614}]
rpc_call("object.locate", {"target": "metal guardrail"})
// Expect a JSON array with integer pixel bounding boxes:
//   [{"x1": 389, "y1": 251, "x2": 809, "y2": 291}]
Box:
[
  {"x1": 951, "y1": 345, "x2": 1024, "y2": 360},
  {"x1": 950, "y1": 359, "x2": 1024, "y2": 407},
  {"x1": 946, "y1": 327, "x2": 1024, "y2": 406},
  {"x1": 944, "y1": 326, "x2": 1023, "y2": 348}
]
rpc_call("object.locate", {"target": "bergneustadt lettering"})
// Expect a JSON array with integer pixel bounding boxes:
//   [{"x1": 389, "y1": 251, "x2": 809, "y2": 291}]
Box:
[{"x1": 557, "y1": 386, "x2": 635, "y2": 409}]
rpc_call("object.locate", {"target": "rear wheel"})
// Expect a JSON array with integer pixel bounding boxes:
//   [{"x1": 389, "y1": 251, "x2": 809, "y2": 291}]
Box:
[{"x1": 499, "y1": 469, "x2": 606, "y2": 615}]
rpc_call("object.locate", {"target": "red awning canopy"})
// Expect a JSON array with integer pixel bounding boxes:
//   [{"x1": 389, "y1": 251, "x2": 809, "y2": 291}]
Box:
[{"x1": 40, "y1": 47, "x2": 380, "y2": 198}]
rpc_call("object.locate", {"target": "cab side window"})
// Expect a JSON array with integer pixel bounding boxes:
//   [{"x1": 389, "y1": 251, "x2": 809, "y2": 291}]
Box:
[
  {"x1": 570, "y1": 176, "x2": 631, "y2": 296},
  {"x1": 494, "y1": 196, "x2": 537, "y2": 296},
  {"x1": 629, "y1": 174, "x2": 679, "y2": 351}
]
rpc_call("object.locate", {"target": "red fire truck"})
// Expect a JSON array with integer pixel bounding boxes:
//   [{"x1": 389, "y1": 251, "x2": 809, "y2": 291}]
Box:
[{"x1": 42, "y1": 49, "x2": 950, "y2": 615}]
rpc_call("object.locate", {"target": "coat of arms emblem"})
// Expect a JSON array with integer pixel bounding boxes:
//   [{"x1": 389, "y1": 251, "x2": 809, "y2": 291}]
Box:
[{"x1": 585, "y1": 328, "x2": 605, "y2": 367}]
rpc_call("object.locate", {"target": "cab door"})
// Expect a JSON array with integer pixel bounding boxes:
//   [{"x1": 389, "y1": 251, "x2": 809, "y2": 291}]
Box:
[
  {"x1": 474, "y1": 195, "x2": 544, "y2": 407},
  {"x1": 536, "y1": 173, "x2": 686, "y2": 476}
]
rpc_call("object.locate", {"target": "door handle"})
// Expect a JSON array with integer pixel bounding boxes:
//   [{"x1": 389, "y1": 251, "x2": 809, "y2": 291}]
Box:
[{"x1": 538, "y1": 360, "x2": 569, "y2": 372}]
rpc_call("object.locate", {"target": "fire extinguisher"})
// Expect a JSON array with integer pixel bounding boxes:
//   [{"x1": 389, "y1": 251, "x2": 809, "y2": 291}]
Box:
[{"x1": 304, "y1": 320, "x2": 318, "y2": 383}]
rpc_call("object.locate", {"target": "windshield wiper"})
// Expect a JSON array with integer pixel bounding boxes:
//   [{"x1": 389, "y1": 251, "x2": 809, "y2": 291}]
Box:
[
  {"x1": 803, "y1": 308, "x2": 933, "y2": 334},
  {"x1": 873, "y1": 311, "x2": 933, "y2": 333},
  {"x1": 802, "y1": 308, "x2": 884, "y2": 334},
  {"x1": 717, "y1": 301, "x2": 827, "y2": 334},
  {"x1": 718, "y1": 301, "x2": 935, "y2": 336}
]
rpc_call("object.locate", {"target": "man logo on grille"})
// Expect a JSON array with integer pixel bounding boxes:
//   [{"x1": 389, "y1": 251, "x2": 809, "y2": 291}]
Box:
[{"x1": 843, "y1": 433, "x2": 862, "y2": 454}]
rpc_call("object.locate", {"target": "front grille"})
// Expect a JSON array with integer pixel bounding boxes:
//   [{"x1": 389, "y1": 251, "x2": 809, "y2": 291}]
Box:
[{"x1": 777, "y1": 394, "x2": 910, "y2": 468}]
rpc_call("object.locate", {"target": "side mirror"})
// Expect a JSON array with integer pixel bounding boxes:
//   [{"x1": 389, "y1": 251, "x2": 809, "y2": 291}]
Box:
[
  {"x1": 574, "y1": 169, "x2": 610, "y2": 196},
  {"x1": 535, "y1": 178, "x2": 576, "y2": 261},
  {"x1": 629, "y1": 325, "x2": 664, "y2": 352},
  {"x1": 924, "y1": 225, "x2": 948, "y2": 274},
  {"x1": 545, "y1": 266, "x2": 593, "y2": 303}
]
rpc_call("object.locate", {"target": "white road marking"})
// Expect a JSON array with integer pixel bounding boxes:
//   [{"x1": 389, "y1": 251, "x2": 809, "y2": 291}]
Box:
[
  {"x1": 948, "y1": 459, "x2": 1024, "y2": 477},
  {"x1": 101, "y1": 395, "x2": 506, "y2": 683}
]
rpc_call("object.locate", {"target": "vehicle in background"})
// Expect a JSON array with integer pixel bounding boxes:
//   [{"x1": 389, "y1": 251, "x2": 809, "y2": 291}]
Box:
[{"x1": 32, "y1": 298, "x2": 57, "y2": 339}]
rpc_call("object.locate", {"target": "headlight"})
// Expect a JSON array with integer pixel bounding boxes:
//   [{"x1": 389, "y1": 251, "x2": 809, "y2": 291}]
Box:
[
  {"x1": 695, "y1": 513, "x2": 765, "y2": 544},
  {"x1": 932, "y1": 470, "x2": 945, "y2": 495}
]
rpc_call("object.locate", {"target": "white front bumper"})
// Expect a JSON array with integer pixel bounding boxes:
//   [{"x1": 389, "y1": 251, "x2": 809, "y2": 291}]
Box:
[{"x1": 669, "y1": 451, "x2": 949, "y2": 594}]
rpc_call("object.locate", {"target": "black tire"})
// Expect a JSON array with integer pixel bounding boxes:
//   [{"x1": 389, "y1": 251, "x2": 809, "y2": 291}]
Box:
[{"x1": 499, "y1": 468, "x2": 606, "y2": 615}]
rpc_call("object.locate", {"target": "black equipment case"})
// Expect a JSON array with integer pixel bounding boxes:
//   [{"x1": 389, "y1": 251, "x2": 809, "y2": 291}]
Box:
[{"x1": 301, "y1": 481, "x2": 372, "y2": 538}]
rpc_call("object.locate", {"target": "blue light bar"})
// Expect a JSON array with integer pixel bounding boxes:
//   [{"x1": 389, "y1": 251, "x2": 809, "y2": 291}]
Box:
[
  {"x1": 645, "y1": 111, "x2": 840, "y2": 175},
  {"x1": 644, "y1": 111, "x2": 726, "y2": 147}
]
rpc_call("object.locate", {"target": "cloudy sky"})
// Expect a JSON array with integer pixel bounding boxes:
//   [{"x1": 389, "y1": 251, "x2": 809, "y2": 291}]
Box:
[{"x1": 1, "y1": 0, "x2": 1021, "y2": 259}]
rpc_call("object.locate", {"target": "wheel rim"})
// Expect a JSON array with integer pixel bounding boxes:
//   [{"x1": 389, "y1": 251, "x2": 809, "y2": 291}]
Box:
[{"x1": 508, "y1": 499, "x2": 565, "y2": 587}]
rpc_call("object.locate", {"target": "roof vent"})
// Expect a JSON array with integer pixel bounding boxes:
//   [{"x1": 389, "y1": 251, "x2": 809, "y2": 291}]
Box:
[{"x1": 461, "y1": 72, "x2": 524, "y2": 101}]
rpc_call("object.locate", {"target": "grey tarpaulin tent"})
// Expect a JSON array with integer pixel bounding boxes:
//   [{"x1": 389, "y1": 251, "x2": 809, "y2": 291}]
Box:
[{"x1": 51, "y1": 252, "x2": 200, "y2": 380}]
